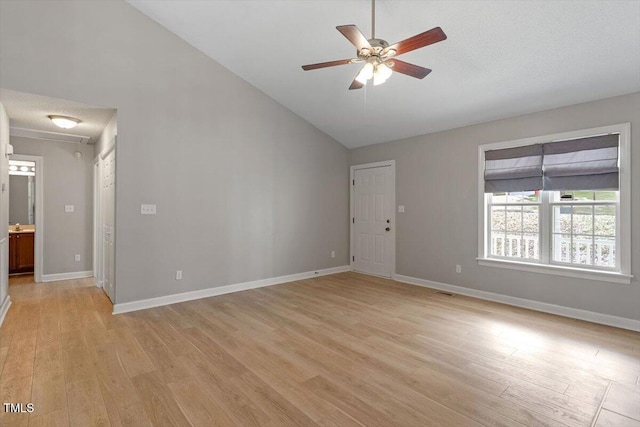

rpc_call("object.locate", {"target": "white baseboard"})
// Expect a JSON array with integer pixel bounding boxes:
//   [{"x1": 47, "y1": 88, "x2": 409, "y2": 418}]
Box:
[
  {"x1": 42, "y1": 271, "x2": 93, "y2": 283},
  {"x1": 0, "y1": 296, "x2": 11, "y2": 328},
  {"x1": 394, "y1": 274, "x2": 640, "y2": 332},
  {"x1": 113, "y1": 265, "x2": 351, "y2": 315}
]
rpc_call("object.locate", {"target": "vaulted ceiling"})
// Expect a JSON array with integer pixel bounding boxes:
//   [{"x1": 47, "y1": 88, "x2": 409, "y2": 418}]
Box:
[{"x1": 127, "y1": 1, "x2": 640, "y2": 148}]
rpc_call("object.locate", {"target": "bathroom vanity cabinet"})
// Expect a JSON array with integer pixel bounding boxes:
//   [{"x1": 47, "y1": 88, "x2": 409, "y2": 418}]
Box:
[{"x1": 9, "y1": 231, "x2": 35, "y2": 274}]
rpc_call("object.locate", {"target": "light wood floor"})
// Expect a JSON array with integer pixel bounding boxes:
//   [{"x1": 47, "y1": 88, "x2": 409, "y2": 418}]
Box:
[{"x1": 1, "y1": 272, "x2": 639, "y2": 426}]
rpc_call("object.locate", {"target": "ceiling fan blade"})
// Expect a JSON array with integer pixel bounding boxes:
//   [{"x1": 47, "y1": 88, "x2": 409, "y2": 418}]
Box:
[
  {"x1": 389, "y1": 59, "x2": 432, "y2": 79},
  {"x1": 348, "y1": 78, "x2": 365, "y2": 90},
  {"x1": 387, "y1": 27, "x2": 447, "y2": 56},
  {"x1": 336, "y1": 25, "x2": 372, "y2": 52},
  {"x1": 302, "y1": 59, "x2": 353, "y2": 71}
]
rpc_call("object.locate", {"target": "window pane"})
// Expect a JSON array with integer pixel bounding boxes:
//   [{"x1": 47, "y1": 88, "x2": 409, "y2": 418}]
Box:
[
  {"x1": 522, "y1": 206, "x2": 539, "y2": 232},
  {"x1": 561, "y1": 191, "x2": 595, "y2": 201},
  {"x1": 553, "y1": 206, "x2": 571, "y2": 233},
  {"x1": 522, "y1": 191, "x2": 540, "y2": 203},
  {"x1": 594, "y1": 205, "x2": 616, "y2": 236},
  {"x1": 492, "y1": 193, "x2": 507, "y2": 203},
  {"x1": 593, "y1": 236, "x2": 616, "y2": 267},
  {"x1": 572, "y1": 236, "x2": 593, "y2": 265},
  {"x1": 572, "y1": 206, "x2": 593, "y2": 235},
  {"x1": 491, "y1": 233, "x2": 505, "y2": 256},
  {"x1": 595, "y1": 191, "x2": 617, "y2": 201},
  {"x1": 552, "y1": 233, "x2": 572, "y2": 263},
  {"x1": 491, "y1": 206, "x2": 506, "y2": 231},
  {"x1": 505, "y1": 191, "x2": 539, "y2": 203},
  {"x1": 506, "y1": 207, "x2": 522, "y2": 232},
  {"x1": 506, "y1": 193, "x2": 523, "y2": 203},
  {"x1": 505, "y1": 235, "x2": 522, "y2": 257},
  {"x1": 521, "y1": 233, "x2": 540, "y2": 259}
]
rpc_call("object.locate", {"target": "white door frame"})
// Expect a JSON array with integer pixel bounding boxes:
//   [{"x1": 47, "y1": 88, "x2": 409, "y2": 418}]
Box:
[
  {"x1": 350, "y1": 160, "x2": 396, "y2": 278},
  {"x1": 93, "y1": 154, "x2": 103, "y2": 288},
  {"x1": 10, "y1": 154, "x2": 44, "y2": 283},
  {"x1": 98, "y1": 139, "x2": 116, "y2": 303}
]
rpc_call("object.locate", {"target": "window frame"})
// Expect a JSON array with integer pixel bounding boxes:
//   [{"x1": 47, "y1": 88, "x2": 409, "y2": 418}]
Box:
[{"x1": 477, "y1": 123, "x2": 632, "y2": 284}]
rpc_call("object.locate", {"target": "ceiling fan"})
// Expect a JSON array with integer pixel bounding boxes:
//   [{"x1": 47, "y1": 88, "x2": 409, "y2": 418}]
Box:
[{"x1": 301, "y1": 0, "x2": 447, "y2": 90}]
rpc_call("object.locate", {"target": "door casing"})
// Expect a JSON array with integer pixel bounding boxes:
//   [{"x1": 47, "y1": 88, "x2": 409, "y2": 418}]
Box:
[{"x1": 350, "y1": 160, "x2": 396, "y2": 278}]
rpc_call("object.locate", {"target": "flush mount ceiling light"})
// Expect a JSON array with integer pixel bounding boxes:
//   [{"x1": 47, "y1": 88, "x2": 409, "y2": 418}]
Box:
[
  {"x1": 301, "y1": 0, "x2": 447, "y2": 89},
  {"x1": 48, "y1": 115, "x2": 80, "y2": 129}
]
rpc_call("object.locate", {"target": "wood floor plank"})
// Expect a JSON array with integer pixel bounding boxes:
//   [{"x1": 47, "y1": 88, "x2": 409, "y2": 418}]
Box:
[
  {"x1": 602, "y1": 382, "x2": 640, "y2": 421},
  {"x1": 131, "y1": 370, "x2": 191, "y2": 427},
  {"x1": 28, "y1": 408, "x2": 69, "y2": 427},
  {"x1": 303, "y1": 375, "x2": 397, "y2": 427},
  {"x1": 66, "y1": 377, "x2": 111, "y2": 427},
  {"x1": 167, "y1": 378, "x2": 237, "y2": 427},
  {"x1": 109, "y1": 327, "x2": 155, "y2": 378},
  {"x1": 0, "y1": 374, "x2": 32, "y2": 427},
  {"x1": 595, "y1": 409, "x2": 640, "y2": 426}
]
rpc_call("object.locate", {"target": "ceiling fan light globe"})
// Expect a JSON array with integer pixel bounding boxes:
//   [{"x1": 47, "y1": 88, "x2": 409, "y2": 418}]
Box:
[
  {"x1": 376, "y1": 63, "x2": 393, "y2": 80},
  {"x1": 355, "y1": 62, "x2": 374, "y2": 84},
  {"x1": 373, "y1": 73, "x2": 387, "y2": 86}
]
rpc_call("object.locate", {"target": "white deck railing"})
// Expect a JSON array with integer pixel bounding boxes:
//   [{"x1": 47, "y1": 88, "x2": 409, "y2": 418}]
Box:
[{"x1": 492, "y1": 234, "x2": 615, "y2": 267}]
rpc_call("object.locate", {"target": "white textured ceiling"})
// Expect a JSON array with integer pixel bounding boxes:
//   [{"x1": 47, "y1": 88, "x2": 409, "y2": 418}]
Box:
[
  {"x1": 128, "y1": 0, "x2": 640, "y2": 148},
  {"x1": 0, "y1": 89, "x2": 116, "y2": 144}
]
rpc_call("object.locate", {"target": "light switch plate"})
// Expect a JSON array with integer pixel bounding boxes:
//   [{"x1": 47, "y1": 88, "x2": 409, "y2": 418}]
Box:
[
  {"x1": 398, "y1": 205, "x2": 405, "y2": 213},
  {"x1": 141, "y1": 204, "x2": 157, "y2": 215},
  {"x1": 65, "y1": 205, "x2": 74, "y2": 213}
]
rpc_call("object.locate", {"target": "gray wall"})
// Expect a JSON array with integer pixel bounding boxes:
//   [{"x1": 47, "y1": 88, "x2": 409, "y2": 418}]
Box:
[
  {"x1": 0, "y1": 103, "x2": 9, "y2": 309},
  {"x1": 350, "y1": 92, "x2": 640, "y2": 321},
  {"x1": 8, "y1": 175, "x2": 30, "y2": 225},
  {"x1": 0, "y1": 1, "x2": 349, "y2": 303},
  {"x1": 11, "y1": 138, "x2": 94, "y2": 275}
]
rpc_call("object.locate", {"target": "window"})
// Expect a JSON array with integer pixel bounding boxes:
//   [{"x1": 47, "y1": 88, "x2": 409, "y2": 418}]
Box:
[{"x1": 478, "y1": 124, "x2": 631, "y2": 284}]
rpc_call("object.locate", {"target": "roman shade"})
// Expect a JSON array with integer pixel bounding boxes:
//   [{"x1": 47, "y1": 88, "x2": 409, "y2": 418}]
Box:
[
  {"x1": 484, "y1": 134, "x2": 620, "y2": 193},
  {"x1": 484, "y1": 144, "x2": 543, "y2": 192},
  {"x1": 542, "y1": 134, "x2": 619, "y2": 191}
]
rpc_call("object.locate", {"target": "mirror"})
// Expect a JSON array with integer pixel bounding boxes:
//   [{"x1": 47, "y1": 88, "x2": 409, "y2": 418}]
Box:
[{"x1": 9, "y1": 160, "x2": 36, "y2": 225}]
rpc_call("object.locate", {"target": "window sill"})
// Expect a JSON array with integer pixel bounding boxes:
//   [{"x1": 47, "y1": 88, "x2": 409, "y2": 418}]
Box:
[{"x1": 476, "y1": 258, "x2": 633, "y2": 284}]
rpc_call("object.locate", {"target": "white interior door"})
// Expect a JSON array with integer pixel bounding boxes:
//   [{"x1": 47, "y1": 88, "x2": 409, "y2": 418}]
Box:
[
  {"x1": 101, "y1": 149, "x2": 115, "y2": 303},
  {"x1": 352, "y1": 164, "x2": 394, "y2": 277}
]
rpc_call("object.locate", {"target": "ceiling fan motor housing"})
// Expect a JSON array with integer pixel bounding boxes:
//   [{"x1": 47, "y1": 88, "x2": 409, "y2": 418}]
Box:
[{"x1": 359, "y1": 38, "x2": 389, "y2": 58}]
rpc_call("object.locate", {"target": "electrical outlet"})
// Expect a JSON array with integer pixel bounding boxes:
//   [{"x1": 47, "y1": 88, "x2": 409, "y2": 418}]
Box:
[
  {"x1": 331, "y1": 251, "x2": 335, "y2": 258},
  {"x1": 75, "y1": 254, "x2": 81, "y2": 262},
  {"x1": 65, "y1": 205, "x2": 75, "y2": 213},
  {"x1": 141, "y1": 204, "x2": 157, "y2": 215},
  {"x1": 176, "y1": 270, "x2": 182, "y2": 280},
  {"x1": 398, "y1": 205, "x2": 405, "y2": 213},
  {"x1": 456, "y1": 264, "x2": 462, "y2": 273}
]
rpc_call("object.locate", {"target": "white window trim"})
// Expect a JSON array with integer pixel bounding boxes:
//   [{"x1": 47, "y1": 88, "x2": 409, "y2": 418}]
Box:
[{"x1": 477, "y1": 123, "x2": 632, "y2": 285}]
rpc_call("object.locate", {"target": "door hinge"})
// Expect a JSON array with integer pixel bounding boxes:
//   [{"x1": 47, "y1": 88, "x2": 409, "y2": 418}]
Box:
[
  {"x1": 352, "y1": 256, "x2": 355, "y2": 262},
  {"x1": 352, "y1": 218, "x2": 355, "y2": 223},
  {"x1": 352, "y1": 179, "x2": 355, "y2": 185}
]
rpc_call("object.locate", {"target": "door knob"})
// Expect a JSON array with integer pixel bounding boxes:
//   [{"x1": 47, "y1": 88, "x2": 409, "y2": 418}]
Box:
[
  {"x1": 386, "y1": 219, "x2": 390, "y2": 223},
  {"x1": 385, "y1": 227, "x2": 390, "y2": 232}
]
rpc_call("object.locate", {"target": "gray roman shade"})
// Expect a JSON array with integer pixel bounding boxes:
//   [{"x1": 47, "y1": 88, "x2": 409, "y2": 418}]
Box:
[
  {"x1": 484, "y1": 134, "x2": 620, "y2": 193},
  {"x1": 484, "y1": 144, "x2": 543, "y2": 192},
  {"x1": 543, "y1": 134, "x2": 619, "y2": 191}
]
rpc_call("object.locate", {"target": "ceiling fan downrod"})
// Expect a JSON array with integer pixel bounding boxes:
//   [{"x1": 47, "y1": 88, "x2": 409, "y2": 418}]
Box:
[{"x1": 371, "y1": 0, "x2": 375, "y2": 39}]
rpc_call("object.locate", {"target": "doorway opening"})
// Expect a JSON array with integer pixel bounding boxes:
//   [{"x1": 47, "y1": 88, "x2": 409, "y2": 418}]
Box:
[
  {"x1": 1, "y1": 89, "x2": 117, "y2": 307},
  {"x1": 8, "y1": 155, "x2": 43, "y2": 282}
]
